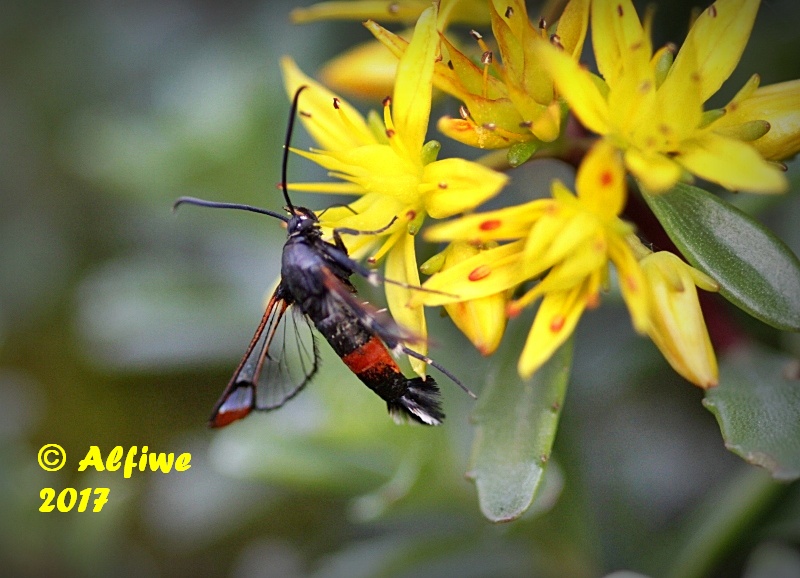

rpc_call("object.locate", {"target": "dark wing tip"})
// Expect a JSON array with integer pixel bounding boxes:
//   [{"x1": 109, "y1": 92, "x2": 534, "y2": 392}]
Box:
[
  {"x1": 387, "y1": 376, "x2": 445, "y2": 426},
  {"x1": 208, "y1": 383, "x2": 255, "y2": 428}
]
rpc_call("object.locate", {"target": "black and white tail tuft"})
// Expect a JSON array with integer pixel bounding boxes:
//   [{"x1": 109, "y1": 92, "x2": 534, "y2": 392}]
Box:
[{"x1": 387, "y1": 376, "x2": 444, "y2": 426}]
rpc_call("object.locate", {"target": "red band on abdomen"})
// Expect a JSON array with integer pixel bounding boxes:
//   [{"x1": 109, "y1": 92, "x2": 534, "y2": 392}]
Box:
[{"x1": 340, "y1": 336, "x2": 399, "y2": 376}]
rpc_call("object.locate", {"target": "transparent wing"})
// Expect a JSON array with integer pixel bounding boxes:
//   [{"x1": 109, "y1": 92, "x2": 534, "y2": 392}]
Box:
[
  {"x1": 209, "y1": 286, "x2": 319, "y2": 428},
  {"x1": 252, "y1": 301, "x2": 318, "y2": 410}
]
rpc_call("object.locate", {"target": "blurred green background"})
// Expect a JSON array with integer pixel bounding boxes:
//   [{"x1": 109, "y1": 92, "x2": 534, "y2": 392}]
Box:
[{"x1": 2, "y1": 1, "x2": 799, "y2": 577}]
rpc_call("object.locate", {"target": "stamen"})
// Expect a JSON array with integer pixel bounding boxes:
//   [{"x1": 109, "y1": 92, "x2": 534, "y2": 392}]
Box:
[
  {"x1": 483, "y1": 122, "x2": 497, "y2": 131},
  {"x1": 505, "y1": 6, "x2": 513, "y2": 18},
  {"x1": 459, "y1": 105, "x2": 470, "y2": 120},
  {"x1": 300, "y1": 110, "x2": 312, "y2": 118},
  {"x1": 617, "y1": 4, "x2": 624, "y2": 17},
  {"x1": 447, "y1": 60, "x2": 454, "y2": 70},
  {"x1": 438, "y1": 182, "x2": 448, "y2": 189},
  {"x1": 538, "y1": 18, "x2": 547, "y2": 29},
  {"x1": 469, "y1": 29, "x2": 492, "y2": 54},
  {"x1": 388, "y1": 2, "x2": 400, "y2": 14},
  {"x1": 550, "y1": 34, "x2": 563, "y2": 49},
  {"x1": 479, "y1": 50, "x2": 494, "y2": 98},
  {"x1": 382, "y1": 96, "x2": 396, "y2": 136},
  {"x1": 333, "y1": 99, "x2": 367, "y2": 141},
  {"x1": 708, "y1": 4, "x2": 717, "y2": 17}
]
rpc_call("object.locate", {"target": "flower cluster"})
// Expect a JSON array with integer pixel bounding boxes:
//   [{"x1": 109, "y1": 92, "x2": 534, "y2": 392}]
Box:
[{"x1": 283, "y1": 0, "x2": 799, "y2": 389}]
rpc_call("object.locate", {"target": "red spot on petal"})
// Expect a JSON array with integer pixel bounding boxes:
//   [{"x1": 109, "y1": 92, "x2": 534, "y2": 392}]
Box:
[
  {"x1": 479, "y1": 219, "x2": 502, "y2": 231},
  {"x1": 586, "y1": 292, "x2": 600, "y2": 309},
  {"x1": 625, "y1": 275, "x2": 639, "y2": 292},
  {"x1": 386, "y1": 128, "x2": 395, "y2": 138},
  {"x1": 438, "y1": 182, "x2": 448, "y2": 189},
  {"x1": 617, "y1": 4, "x2": 624, "y2": 17},
  {"x1": 550, "y1": 315, "x2": 565, "y2": 333},
  {"x1": 468, "y1": 265, "x2": 491, "y2": 281},
  {"x1": 405, "y1": 210, "x2": 417, "y2": 220},
  {"x1": 600, "y1": 170, "x2": 614, "y2": 187}
]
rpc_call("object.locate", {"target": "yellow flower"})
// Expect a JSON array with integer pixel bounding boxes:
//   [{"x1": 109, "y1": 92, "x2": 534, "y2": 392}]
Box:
[
  {"x1": 369, "y1": 0, "x2": 590, "y2": 149},
  {"x1": 710, "y1": 76, "x2": 800, "y2": 162},
  {"x1": 413, "y1": 140, "x2": 649, "y2": 378},
  {"x1": 420, "y1": 242, "x2": 508, "y2": 355},
  {"x1": 639, "y1": 250, "x2": 720, "y2": 388},
  {"x1": 281, "y1": 6, "x2": 508, "y2": 375},
  {"x1": 532, "y1": 0, "x2": 788, "y2": 194}
]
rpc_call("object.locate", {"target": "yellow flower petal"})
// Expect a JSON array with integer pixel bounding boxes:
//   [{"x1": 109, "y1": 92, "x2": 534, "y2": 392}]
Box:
[
  {"x1": 624, "y1": 148, "x2": 684, "y2": 194},
  {"x1": 676, "y1": 133, "x2": 788, "y2": 194},
  {"x1": 608, "y1": 235, "x2": 649, "y2": 334},
  {"x1": 575, "y1": 140, "x2": 626, "y2": 218},
  {"x1": 524, "y1": 210, "x2": 598, "y2": 274},
  {"x1": 385, "y1": 233, "x2": 428, "y2": 377},
  {"x1": 422, "y1": 158, "x2": 509, "y2": 219},
  {"x1": 424, "y1": 199, "x2": 546, "y2": 243},
  {"x1": 415, "y1": 240, "x2": 528, "y2": 306},
  {"x1": 392, "y1": 6, "x2": 437, "y2": 157},
  {"x1": 533, "y1": 41, "x2": 611, "y2": 136},
  {"x1": 518, "y1": 284, "x2": 588, "y2": 378},
  {"x1": 591, "y1": 0, "x2": 652, "y2": 90},
  {"x1": 280, "y1": 56, "x2": 376, "y2": 151},
  {"x1": 296, "y1": 144, "x2": 422, "y2": 203},
  {"x1": 669, "y1": 0, "x2": 759, "y2": 103}
]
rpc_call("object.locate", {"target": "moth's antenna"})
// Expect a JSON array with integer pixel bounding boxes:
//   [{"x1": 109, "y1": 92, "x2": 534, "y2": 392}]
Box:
[
  {"x1": 172, "y1": 197, "x2": 289, "y2": 222},
  {"x1": 281, "y1": 85, "x2": 309, "y2": 214}
]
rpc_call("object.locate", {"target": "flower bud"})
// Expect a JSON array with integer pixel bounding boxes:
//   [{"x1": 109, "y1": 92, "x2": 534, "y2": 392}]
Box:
[{"x1": 640, "y1": 252, "x2": 719, "y2": 388}]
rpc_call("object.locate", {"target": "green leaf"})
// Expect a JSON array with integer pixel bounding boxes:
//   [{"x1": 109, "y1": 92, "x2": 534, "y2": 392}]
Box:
[
  {"x1": 643, "y1": 183, "x2": 800, "y2": 331},
  {"x1": 703, "y1": 346, "x2": 800, "y2": 480},
  {"x1": 466, "y1": 332, "x2": 573, "y2": 522}
]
